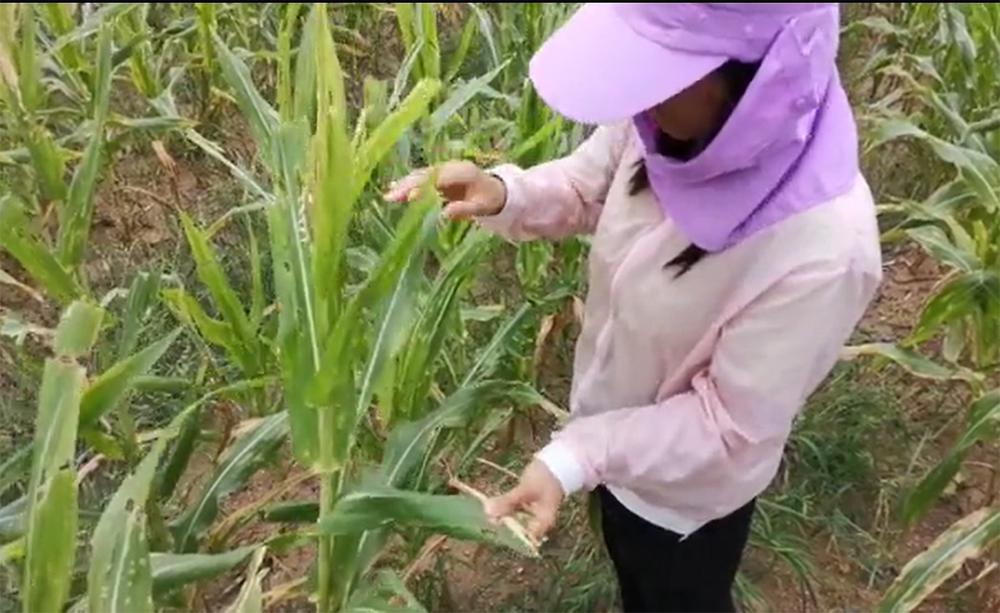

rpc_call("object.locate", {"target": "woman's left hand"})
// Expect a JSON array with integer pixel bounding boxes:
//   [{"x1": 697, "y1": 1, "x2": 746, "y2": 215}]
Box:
[{"x1": 483, "y1": 458, "x2": 565, "y2": 539}]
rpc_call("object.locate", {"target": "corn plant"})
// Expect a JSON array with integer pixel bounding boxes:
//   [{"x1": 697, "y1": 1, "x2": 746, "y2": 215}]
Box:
[
  {"x1": 391, "y1": 3, "x2": 591, "y2": 373},
  {"x1": 0, "y1": 270, "x2": 187, "y2": 570},
  {"x1": 0, "y1": 287, "x2": 197, "y2": 609},
  {"x1": 150, "y1": 4, "x2": 547, "y2": 611},
  {"x1": 853, "y1": 152, "x2": 1000, "y2": 611},
  {"x1": 0, "y1": 2, "x2": 363, "y2": 309},
  {"x1": 0, "y1": 6, "x2": 116, "y2": 302},
  {"x1": 853, "y1": 15, "x2": 1000, "y2": 376},
  {"x1": 841, "y1": 5, "x2": 1000, "y2": 610},
  {"x1": 3, "y1": 2, "x2": 553, "y2": 610},
  {"x1": 849, "y1": 2, "x2": 999, "y2": 199},
  {"x1": 17, "y1": 301, "x2": 103, "y2": 613}
]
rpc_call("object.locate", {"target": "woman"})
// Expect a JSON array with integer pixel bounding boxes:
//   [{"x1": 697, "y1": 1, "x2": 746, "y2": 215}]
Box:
[{"x1": 387, "y1": 3, "x2": 882, "y2": 611}]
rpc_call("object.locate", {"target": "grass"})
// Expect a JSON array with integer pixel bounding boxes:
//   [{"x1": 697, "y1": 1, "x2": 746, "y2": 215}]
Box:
[{"x1": 1, "y1": 2, "x2": 998, "y2": 612}]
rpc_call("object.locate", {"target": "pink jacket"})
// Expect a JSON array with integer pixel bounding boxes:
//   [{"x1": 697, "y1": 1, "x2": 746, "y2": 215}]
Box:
[{"x1": 476, "y1": 122, "x2": 883, "y2": 534}]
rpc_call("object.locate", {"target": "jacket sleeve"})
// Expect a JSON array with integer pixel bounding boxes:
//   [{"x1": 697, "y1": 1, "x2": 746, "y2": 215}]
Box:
[
  {"x1": 474, "y1": 122, "x2": 632, "y2": 240},
  {"x1": 536, "y1": 260, "x2": 880, "y2": 511}
]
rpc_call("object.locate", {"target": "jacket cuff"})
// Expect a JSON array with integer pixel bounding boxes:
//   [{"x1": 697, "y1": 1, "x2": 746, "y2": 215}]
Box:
[
  {"x1": 535, "y1": 440, "x2": 587, "y2": 496},
  {"x1": 473, "y1": 164, "x2": 524, "y2": 234}
]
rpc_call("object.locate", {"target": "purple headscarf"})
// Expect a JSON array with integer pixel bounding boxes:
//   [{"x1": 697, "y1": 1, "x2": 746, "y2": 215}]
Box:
[{"x1": 527, "y1": 3, "x2": 859, "y2": 251}]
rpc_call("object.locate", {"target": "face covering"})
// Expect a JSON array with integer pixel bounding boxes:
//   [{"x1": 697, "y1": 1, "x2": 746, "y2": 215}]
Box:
[{"x1": 632, "y1": 6, "x2": 860, "y2": 252}]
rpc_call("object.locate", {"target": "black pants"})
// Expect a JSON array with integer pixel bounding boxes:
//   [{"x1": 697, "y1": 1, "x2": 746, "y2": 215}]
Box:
[{"x1": 597, "y1": 486, "x2": 756, "y2": 613}]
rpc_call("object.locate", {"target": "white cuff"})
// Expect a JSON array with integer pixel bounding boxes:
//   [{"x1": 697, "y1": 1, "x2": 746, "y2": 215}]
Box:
[
  {"x1": 535, "y1": 441, "x2": 586, "y2": 496},
  {"x1": 473, "y1": 164, "x2": 524, "y2": 230}
]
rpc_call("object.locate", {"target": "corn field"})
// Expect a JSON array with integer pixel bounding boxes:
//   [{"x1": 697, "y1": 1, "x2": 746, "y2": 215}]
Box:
[{"x1": 0, "y1": 3, "x2": 996, "y2": 613}]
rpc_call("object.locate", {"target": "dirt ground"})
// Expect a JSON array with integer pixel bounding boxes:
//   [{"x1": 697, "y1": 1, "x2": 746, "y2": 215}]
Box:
[{"x1": 2, "y1": 29, "x2": 996, "y2": 610}]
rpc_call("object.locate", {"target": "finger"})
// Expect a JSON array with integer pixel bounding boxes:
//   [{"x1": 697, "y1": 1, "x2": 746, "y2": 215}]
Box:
[
  {"x1": 441, "y1": 200, "x2": 483, "y2": 219},
  {"x1": 384, "y1": 170, "x2": 428, "y2": 201},
  {"x1": 433, "y1": 160, "x2": 478, "y2": 189},
  {"x1": 483, "y1": 487, "x2": 528, "y2": 521},
  {"x1": 383, "y1": 168, "x2": 429, "y2": 202},
  {"x1": 526, "y1": 504, "x2": 557, "y2": 540}
]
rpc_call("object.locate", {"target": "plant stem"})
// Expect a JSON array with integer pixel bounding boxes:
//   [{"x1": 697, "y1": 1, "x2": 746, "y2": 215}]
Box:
[{"x1": 316, "y1": 406, "x2": 339, "y2": 612}]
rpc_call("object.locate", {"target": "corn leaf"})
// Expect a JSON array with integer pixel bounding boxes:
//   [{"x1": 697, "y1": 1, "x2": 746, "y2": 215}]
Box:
[
  {"x1": 0, "y1": 446, "x2": 32, "y2": 499},
  {"x1": 179, "y1": 211, "x2": 261, "y2": 373},
  {"x1": 91, "y1": 513, "x2": 154, "y2": 613},
  {"x1": 903, "y1": 388, "x2": 1000, "y2": 523},
  {"x1": 161, "y1": 288, "x2": 245, "y2": 366},
  {"x1": 169, "y1": 412, "x2": 288, "y2": 552},
  {"x1": 442, "y1": 12, "x2": 478, "y2": 83},
  {"x1": 381, "y1": 380, "x2": 549, "y2": 486},
  {"x1": 88, "y1": 402, "x2": 203, "y2": 613},
  {"x1": 287, "y1": 3, "x2": 313, "y2": 123},
  {"x1": 839, "y1": 342, "x2": 982, "y2": 383},
  {"x1": 0, "y1": 496, "x2": 26, "y2": 540},
  {"x1": 318, "y1": 487, "x2": 536, "y2": 557},
  {"x1": 24, "y1": 469, "x2": 77, "y2": 613},
  {"x1": 353, "y1": 77, "x2": 441, "y2": 200},
  {"x1": 260, "y1": 500, "x2": 318, "y2": 524},
  {"x1": 24, "y1": 127, "x2": 68, "y2": 205},
  {"x1": 182, "y1": 129, "x2": 270, "y2": 199},
  {"x1": 154, "y1": 378, "x2": 274, "y2": 504},
  {"x1": 460, "y1": 302, "x2": 533, "y2": 386},
  {"x1": 907, "y1": 225, "x2": 980, "y2": 272},
  {"x1": 56, "y1": 21, "x2": 114, "y2": 270},
  {"x1": 309, "y1": 2, "x2": 354, "y2": 332},
  {"x1": 427, "y1": 63, "x2": 506, "y2": 134},
  {"x1": 115, "y1": 270, "x2": 163, "y2": 360},
  {"x1": 150, "y1": 546, "x2": 256, "y2": 594},
  {"x1": 869, "y1": 117, "x2": 1000, "y2": 213},
  {"x1": 416, "y1": 3, "x2": 440, "y2": 81},
  {"x1": 245, "y1": 219, "x2": 266, "y2": 331},
  {"x1": 392, "y1": 229, "x2": 489, "y2": 418},
  {"x1": 877, "y1": 506, "x2": 1000, "y2": 613},
  {"x1": 79, "y1": 328, "x2": 183, "y2": 427},
  {"x1": 272, "y1": 120, "x2": 322, "y2": 467},
  {"x1": 393, "y1": 3, "x2": 416, "y2": 60},
  {"x1": 346, "y1": 569, "x2": 427, "y2": 613},
  {"x1": 315, "y1": 188, "x2": 439, "y2": 470},
  {"x1": 914, "y1": 270, "x2": 996, "y2": 330},
  {"x1": 344, "y1": 380, "x2": 551, "y2": 585},
  {"x1": 53, "y1": 301, "x2": 105, "y2": 356},
  {"x1": 0, "y1": 195, "x2": 82, "y2": 305},
  {"x1": 154, "y1": 404, "x2": 204, "y2": 503},
  {"x1": 211, "y1": 30, "x2": 278, "y2": 159},
  {"x1": 23, "y1": 301, "x2": 103, "y2": 613}
]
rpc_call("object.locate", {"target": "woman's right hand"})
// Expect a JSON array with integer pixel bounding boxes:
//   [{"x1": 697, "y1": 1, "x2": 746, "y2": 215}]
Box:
[{"x1": 384, "y1": 160, "x2": 507, "y2": 220}]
